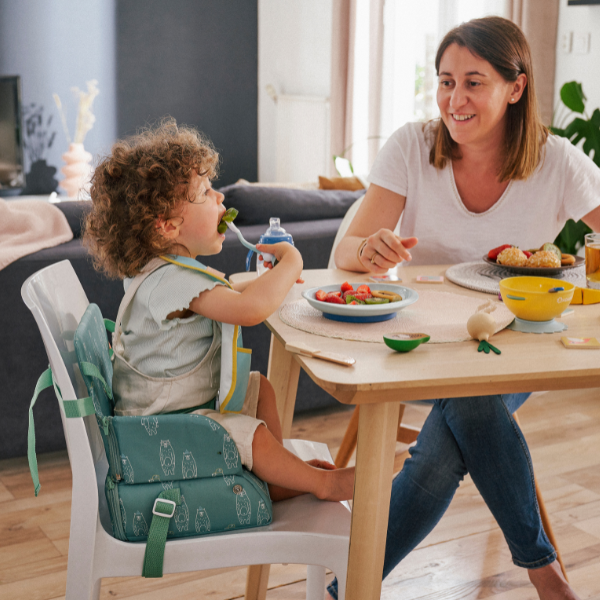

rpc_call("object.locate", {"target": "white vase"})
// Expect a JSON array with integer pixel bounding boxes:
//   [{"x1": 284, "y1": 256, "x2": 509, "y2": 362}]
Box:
[{"x1": 59, "y1": 143, "x2": 93, "y2": 199}]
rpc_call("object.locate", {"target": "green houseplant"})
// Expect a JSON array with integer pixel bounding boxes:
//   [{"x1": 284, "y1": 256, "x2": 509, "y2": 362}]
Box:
[{"x1": 551, "y1": 81, "x2": 600, "y2": 254}]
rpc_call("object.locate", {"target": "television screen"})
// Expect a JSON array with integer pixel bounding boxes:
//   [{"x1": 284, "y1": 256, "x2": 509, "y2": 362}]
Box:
[{"x1": 0, "y1": 76, "x2": 25, "y2": 194}]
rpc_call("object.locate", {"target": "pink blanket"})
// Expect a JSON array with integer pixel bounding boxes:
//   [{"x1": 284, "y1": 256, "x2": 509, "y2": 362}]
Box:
[{"x1": 0, "y1": 199, "x2": 73, "y2": 270}]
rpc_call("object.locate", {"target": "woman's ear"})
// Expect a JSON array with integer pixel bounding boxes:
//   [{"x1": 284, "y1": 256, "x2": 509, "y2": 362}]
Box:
[
  {"x1": 510, "y1": 73, "x2": 527, "y2": 103},
  {"x1": 156, "y1": 216, "x2": 180, "y2": 240}
]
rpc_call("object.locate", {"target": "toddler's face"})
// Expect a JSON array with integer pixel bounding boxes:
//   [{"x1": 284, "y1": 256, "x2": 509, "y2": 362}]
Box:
[{"x1": 164, "y1": 173, "x2": 226, "y2": 257}]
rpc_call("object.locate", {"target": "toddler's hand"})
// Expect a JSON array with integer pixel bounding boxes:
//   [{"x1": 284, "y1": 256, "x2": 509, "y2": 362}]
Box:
[{"x1": 257, "y1": 242, "x2": 300, "y2": 264}]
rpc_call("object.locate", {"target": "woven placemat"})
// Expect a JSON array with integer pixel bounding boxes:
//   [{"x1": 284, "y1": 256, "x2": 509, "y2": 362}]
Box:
[
  {"x1": 445, "y1": 261, "x2": 587, "y2": 295},
  {"x1": 279, "y1": 290, "x2": 515, "y2": 344}
]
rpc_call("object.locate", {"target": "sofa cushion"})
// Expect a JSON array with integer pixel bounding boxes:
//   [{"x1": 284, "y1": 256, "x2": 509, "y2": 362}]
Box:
[
  {"x1": 54, "y1": 201, "x2": 91, "y2": 238},
  {"x1": 217, "y1": 184, "x2": 363, "y2": 226}
]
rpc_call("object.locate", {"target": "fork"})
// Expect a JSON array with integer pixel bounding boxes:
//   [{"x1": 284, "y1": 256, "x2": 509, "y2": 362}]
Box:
[{"x1": 227, "y1": 221, "x2": 274, "y2": 264}]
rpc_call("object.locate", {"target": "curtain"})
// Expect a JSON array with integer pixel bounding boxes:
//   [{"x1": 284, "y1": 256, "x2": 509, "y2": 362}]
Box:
[
  {"x1": 507, "y1": 0, "x2": 560, "y2": 126},
  {"x1": 330, "y1": 0, "x2": 356, "y2": 174}
]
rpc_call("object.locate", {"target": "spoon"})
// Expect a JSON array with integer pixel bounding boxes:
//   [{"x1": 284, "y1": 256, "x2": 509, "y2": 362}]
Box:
[{"x1": 227, "y1": 221, "x2": 274, "y2": 264}]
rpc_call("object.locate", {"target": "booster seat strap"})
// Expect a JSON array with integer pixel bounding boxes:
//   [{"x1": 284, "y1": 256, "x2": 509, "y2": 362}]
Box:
[
  {"x1": 79, "y1": 361, "x2": 113, "y2": 399},
  {"x1": 28, "y1": 369, "x2": 96, "y2": 497},
  {"x1": 142, "y1": 488, "x2": 181, "y2": 578}
]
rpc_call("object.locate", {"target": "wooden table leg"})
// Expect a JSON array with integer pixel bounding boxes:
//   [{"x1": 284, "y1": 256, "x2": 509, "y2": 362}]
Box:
[
  {"x1": 246, "y1": 334, "x2": 301, "y2": 600},
  {"x1": 345, "y1": 401, "x2": 401, "y2": 600},
  {"x1": 267, "y1": 333, "x2": 301, "y2": 438}
]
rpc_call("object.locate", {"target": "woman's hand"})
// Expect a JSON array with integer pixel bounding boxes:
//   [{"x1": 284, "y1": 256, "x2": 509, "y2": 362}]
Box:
[{"x1": 359, "y1": 229, "x2": 418, "y2": 273}]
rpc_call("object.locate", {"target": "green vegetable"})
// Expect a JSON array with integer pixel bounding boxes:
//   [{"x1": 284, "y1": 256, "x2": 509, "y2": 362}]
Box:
[
  {"x1": 364, "y1": 297, "x2": 390, "y2": 305},
  {"x1": 217, "y1": 207, "x2": 239, "y2": 233},
  {"x1": 345, "y1": 295, "x2": 365, "y2": 304}
]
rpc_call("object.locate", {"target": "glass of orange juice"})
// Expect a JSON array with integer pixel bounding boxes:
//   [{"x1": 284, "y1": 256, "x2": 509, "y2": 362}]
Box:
[{"x1": 585, "y1": 233, "x2": 600, "y2": 289}]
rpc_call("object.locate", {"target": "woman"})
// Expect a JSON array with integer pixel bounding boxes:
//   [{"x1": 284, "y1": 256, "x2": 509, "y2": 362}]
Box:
[{"x1": 328, "y1": 16, "x2": 600, "y2": 600}]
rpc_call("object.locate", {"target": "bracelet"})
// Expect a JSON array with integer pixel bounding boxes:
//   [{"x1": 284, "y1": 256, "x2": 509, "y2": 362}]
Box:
[{"x1": 356, "y1": 238, "x2": 368, "y2": 263}]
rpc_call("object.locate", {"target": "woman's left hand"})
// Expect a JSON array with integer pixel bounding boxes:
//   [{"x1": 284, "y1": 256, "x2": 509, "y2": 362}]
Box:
[{"x1": 360, "y1": 229, "x2": 418, "y2": 273}]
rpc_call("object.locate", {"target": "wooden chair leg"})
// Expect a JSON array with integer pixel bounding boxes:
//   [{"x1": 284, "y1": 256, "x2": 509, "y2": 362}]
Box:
[{"x1": 513, "y1": 412, "x2": 568, "y2": 582}]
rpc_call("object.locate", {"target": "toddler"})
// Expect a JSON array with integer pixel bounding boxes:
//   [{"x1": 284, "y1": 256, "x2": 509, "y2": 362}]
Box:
[{"x1": 84, "y1": 119, "x2": 354, "y2": 502}]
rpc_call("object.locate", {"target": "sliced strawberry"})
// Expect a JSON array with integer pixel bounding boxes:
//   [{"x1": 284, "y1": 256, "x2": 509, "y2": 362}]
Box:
[
  {"x1": 488, "y1": 244, "x2": 512, "y2": 261},
  {"x1": 340, "y1": 281, "x2": 354, "y2": 293},
  {"x1": 523, "y1": 251, "x2": 532, "y2": 258},
  {"x1": 354, "y1": 292, "x2": 370, "y2": 301},
  {"x1": 315, "y1": 290, "x2": 327, "y2": 302},
  {"x1": 349, "y1": 300, "x2": 358, "y2": 305},
  {"x1": 343, "y1": 290, "x2": 357, "y2": 300},
  {"x1": 356, "y1": 284, "x2": 371, "y2": 294},
  {"x1": 326, "y1": 294, "x2": 345, "y2": 304},
  {"x1": 327, "y1": 291, "x2": 341, "y2": 298}
]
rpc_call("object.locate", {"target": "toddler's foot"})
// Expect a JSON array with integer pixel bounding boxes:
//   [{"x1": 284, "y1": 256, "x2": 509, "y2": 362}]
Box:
[{"x1": 315, "y1": 466, "x2": 355, "y2": 501}]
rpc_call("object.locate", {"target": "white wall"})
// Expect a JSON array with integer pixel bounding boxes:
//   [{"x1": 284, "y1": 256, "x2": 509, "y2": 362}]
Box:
[
  {"x1": 554, "y1": 1, "x2": 600, "y2": 122},
  {"x1": 258, "y1": 0, "x2": 332, "y2": 182}
]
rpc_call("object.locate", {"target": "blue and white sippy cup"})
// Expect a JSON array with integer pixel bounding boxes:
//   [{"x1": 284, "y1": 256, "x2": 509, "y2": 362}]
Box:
[{"x1": 246, "y1": 218, "x2": 294, "y2": 275}]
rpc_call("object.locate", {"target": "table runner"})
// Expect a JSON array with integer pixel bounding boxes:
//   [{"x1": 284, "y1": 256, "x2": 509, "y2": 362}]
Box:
[{"x1": 279, "y1": 290, "x2": 515, "y2": 344}]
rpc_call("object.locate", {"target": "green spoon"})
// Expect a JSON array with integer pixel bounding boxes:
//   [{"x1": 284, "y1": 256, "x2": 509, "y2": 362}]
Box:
[{"x1": 383, "y1": 333, "x2": 430, "y2": 353}]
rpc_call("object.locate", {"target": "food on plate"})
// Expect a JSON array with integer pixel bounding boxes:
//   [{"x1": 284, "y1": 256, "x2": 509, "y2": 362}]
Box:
[
  {"x1": 540, "y1": 242, "x2": 561, "y2": 261},
  {"x1": 371, "y1": 289, "x2": 403, "y2": 302},
  {"x1": 526, "y1": 250, "x2": 561, "y2": 268},
  {"x1": 314, "y1": 282, "x2": 403, "y2": 305},
  {"x1": 496, "y1": 247, "x2": 528, "y2": 267},
  {"x1": 488, "y1": 244, "x2": 513, "y2": 261},
  {"x1": 488, "y1": 242, "x2": 574, "y2": 269}
]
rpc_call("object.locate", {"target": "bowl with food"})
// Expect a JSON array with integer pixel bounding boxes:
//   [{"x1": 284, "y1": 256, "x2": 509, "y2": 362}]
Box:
[
  {"x1": 498, "y1": 276, "x2": 575, "y2": 322},
  {"x1": 484, "y1": 243, "x2": 583, "y2": 276},
  {"x1": 302, "y1": 281, "x2": 419, "y2": 323}
]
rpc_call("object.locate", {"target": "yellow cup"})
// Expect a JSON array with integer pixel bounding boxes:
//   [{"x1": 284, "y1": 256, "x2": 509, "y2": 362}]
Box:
[{"x1": 499, "y1": 277, "x2": 575, "y2": 322}]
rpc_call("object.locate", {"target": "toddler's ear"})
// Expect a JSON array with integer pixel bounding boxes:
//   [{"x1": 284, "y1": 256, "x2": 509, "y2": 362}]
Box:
[{"x1": 156, "y1": 216, "x2": 180, "y2": 240}]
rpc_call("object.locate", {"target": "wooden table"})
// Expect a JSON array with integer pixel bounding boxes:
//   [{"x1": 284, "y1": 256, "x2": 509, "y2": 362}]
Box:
[{"x1": 231, "y1": 265, "x2": 600, "y2": 600}]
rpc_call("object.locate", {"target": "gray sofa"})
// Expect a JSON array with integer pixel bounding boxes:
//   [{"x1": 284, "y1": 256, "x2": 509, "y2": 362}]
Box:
[{"x1": 1, "y1": 185, "x2": 363, "y2": 458}]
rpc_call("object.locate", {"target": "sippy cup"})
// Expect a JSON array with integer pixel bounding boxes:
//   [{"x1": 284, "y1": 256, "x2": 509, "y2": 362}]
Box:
[{"x1": 246, "y1": 218, "x2": 294, "y2": 275}]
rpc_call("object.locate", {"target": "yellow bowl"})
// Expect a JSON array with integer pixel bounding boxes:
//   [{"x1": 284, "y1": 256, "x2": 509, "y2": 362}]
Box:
[{"x1": 499, "y1": 277, "x2": 575, "y2": 322}]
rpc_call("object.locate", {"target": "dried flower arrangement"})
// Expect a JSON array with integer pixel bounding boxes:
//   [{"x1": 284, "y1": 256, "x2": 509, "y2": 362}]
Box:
[{"x1": 53, "y1": 79, "x2": 99, "y2": 145}]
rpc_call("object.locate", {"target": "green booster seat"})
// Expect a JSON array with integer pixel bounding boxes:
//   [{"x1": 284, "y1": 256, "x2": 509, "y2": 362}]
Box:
[{"x1": 28, "y1": 303, "x2": 272, "y2": 577}]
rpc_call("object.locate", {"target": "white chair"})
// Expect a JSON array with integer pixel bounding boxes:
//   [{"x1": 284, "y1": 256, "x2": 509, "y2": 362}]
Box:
[{"x1": 22, "y1": 259, "x2": 350, "y2": 600}]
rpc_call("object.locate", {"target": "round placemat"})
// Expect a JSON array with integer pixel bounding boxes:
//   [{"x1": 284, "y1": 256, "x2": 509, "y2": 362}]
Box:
[
  {"x1": 445, "y1": 261, "x2": 587, "y2": 295},
  {"x1": 279, "y1": 290, "x2": 515, "y2": 344}
]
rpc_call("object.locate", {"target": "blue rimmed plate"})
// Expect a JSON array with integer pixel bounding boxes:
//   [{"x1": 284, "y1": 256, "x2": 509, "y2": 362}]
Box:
[{"x1": 302, "y1": 283, "x2": 419, "y2": 323}]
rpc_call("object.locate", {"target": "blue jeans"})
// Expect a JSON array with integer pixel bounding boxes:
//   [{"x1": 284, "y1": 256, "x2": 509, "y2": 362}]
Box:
[{"x1": 327, "y1": 393, "x2": 556, "y2": 599}]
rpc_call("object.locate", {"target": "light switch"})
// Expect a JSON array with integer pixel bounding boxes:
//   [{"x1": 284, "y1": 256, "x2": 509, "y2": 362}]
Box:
[
  {"x1": 560, "y1": 32, "x2": 572, "y2": 53},
  {"x1": 573, "y1": 32, "x2": 590, "y2": 55}
]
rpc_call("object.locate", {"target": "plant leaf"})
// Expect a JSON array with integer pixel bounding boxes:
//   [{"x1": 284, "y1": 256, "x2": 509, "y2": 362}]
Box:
[
  {"x1": 560, "y1": 81, "x2": 586, "y2": 114},
  {"x1": 563, "y1": 112, "x2": 600, "y2": 168},
  {"x1": 554, "y1": 218, "x2": 592, "y2": 255}
]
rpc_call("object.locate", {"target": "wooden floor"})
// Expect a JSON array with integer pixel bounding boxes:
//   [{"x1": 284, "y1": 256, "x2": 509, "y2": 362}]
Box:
[{"x1": 2, "y1": 388, "x2": 600, "y2": 599}]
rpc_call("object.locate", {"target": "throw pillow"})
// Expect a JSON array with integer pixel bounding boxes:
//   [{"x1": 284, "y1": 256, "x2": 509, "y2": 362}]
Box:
[
  {"x1": 318, "y1": 176, "x2": 365, "y2": 191},
  {"x1": 217, "y1": 184, "x2": 364, "y2": 226}
]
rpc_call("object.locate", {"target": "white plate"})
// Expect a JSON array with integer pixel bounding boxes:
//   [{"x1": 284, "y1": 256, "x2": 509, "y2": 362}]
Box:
[{"x1": 302, "y1": 283, "x2": 419, "y2": 322}]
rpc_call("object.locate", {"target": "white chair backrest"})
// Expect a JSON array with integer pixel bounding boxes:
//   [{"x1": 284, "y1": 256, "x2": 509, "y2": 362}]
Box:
[
  {"x1": 328, "y1": 195, "x2": 365, "y2": 269},
  {"x1": 21, "y1": 260, "x2": 107, "y2": 475}
]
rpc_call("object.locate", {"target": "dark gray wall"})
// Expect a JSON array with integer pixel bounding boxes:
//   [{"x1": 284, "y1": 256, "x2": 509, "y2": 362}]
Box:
[{"x1": 117, "y1": 0, "x2": 258, "y2": 186}]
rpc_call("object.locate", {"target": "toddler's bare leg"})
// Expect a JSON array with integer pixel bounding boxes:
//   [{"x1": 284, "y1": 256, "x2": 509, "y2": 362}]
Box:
[
  {"x1": 251, "y1": 423, "x2": 354, "y2": 502},
  {"x1": 255, "y1": 374, "x2": 283, "y2": 443},
  {"x1": 254, "y1": 375, "x2": 339, "y2": 500}
]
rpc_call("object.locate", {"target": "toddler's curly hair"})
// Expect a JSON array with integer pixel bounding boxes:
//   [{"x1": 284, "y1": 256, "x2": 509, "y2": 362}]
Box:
[{"x1": 84, "y1": 118, "x2": 219, "y2": 279}]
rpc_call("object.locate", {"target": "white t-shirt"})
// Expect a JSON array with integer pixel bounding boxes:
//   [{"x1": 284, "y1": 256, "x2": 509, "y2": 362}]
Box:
[{"x1": 368, "y1": 122, "x2": 600, "y2": 266}]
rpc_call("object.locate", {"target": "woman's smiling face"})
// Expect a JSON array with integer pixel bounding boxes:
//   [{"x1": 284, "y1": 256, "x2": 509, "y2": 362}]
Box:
[{"x1": 437, "y1": 43, "x2": 526, "y2": 150}]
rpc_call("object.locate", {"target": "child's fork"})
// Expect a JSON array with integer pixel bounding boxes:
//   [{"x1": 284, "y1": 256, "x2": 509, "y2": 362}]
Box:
[{"x1": 227, "y1": 221, "x2": 275, "y2": 265}]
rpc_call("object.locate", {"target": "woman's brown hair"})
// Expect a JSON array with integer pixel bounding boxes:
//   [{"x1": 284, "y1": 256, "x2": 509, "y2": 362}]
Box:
[
  {"x1": 428, "y1": 16, "x2": 548, "y2": 181},
  {"x1": 83, "y1": 118, "x2": 219, "y2": 279}
]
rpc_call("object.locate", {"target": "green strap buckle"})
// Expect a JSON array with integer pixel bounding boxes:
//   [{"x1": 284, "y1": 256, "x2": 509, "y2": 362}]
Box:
[{"x1": 142, "y1": 489, "x2": 181, "y2": 578}]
